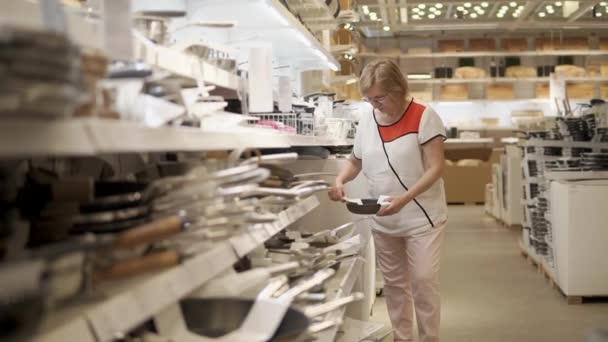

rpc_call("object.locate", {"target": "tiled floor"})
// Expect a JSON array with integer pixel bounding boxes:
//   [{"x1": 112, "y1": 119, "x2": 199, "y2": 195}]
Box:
[{"x1": 369, "y1": 205, "x2": 608, "y2": 342}]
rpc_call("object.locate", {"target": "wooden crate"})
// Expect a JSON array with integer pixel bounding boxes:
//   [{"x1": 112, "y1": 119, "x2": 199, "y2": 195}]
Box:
[
  {"x1": 454, "y1": 67, "x2": 486, "y2": 78},
  {"x1": 600, "y1": 38, "x2": 608, "y2": 51},
  {"x1": 487, "y1": 84, "x2": 514, "y2": 100},
  {"x1": 601, "y1": 63, "x2": 608, "y2": 77},
  {"x1": 601, "y1": 84, "x2": 608, "y2": 99},
  {"x1": 567, "y1": 83, "x2": 595, "y2": 99},
  {"x1": 440, "y1": 84, "x2": 469, "y2": 100},
  {"x1": 502, "y1": 38, "x2": 528, "y2": 52},
  {"x1": 338, "y1": 0, "x2": 352, "y2": 11},
  {"x1": 438, "y1": 39, "x2": 465, "y2": 52},
  {"x1": 555, "y1": 65, "x2": 586, "y2": 77},
  {"x1": 338, "y1": 59, "x2": 354, "y2": 76},
  {"x1": 470, "y1": 38, "x2": 496, "y2": 51}
]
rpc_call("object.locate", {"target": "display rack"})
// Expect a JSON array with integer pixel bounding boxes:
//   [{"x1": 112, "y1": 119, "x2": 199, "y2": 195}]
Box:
[
  {"x1": 0, "y1": 118, "x2": 294, "y2": 157},
  {"x1": 32, "y1": 196, "x2": 320, "y2": 342},
  {"x1": 408, "y1": 76, "x2": 608, "y2": 85},
  {"x1": 359, "y1": 50, "x2": 608, "y2": 59}
]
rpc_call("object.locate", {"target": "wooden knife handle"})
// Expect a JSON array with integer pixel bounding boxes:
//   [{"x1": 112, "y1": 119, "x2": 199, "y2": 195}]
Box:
[
  {"x1": 92, "y1": 250, "x2": 180, "y2": 284},
  {"x1": 114, "y1": 215, "x2": 185, "y2": 249}
]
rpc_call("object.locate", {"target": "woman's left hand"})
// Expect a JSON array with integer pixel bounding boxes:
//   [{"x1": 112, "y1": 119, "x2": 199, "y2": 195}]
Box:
[{"x1": 376, "y1": 195, "x2": 410, "y2": 216}]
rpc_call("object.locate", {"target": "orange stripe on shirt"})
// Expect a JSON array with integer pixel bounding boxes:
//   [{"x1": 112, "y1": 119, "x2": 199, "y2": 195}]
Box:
[{"x1": 378, "y1": 102, "x2": 426, "y2": 142}]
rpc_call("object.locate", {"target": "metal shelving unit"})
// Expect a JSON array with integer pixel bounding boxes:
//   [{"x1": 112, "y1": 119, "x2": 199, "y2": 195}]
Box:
[
  {"x1": 359, "y1": 50, "x2": 608, "y2": 59},
  {"x1": 31, "y1": 197, "x2": 320, "y2": 342}
]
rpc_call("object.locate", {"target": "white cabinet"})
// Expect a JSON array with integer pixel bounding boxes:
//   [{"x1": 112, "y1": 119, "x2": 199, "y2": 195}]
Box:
[{"x1": 550, "y1": 180, "x2": 608, "y2": 296}]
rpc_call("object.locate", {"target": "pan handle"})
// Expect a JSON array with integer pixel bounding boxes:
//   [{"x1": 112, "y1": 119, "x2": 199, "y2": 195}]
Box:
[
  {"x1": 307, "y1": 318, "x2": 342, "y2": 334},
  {"x1": 293, "y1": 172, "x2": 337, "y2": 179},
  {"x1": 304, "y1": 292, "x2": 364, "y2": 317},
  {"x1": 113, "y1": 215, "x2": 188, "y2": 249},
  {"x1": 92, "y1": 250, "x2": 180, "y2": 284}
]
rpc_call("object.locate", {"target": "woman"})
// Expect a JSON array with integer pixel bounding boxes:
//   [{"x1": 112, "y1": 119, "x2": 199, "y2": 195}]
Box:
[{"x1": 328, "y1": 59, "x2": 447, "y2": 342}]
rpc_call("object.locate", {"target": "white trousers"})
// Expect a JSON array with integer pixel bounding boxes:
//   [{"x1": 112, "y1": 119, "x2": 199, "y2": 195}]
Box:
[{"x1": 373, "y1": 221, "x2": 446, "y2": 342}]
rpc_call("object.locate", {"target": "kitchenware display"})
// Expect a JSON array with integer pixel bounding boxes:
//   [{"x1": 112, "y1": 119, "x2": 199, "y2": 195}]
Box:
[
  {"x1": 181, "y1": 268, "x2": 336, "y2": 342},
  {"x1": 581, "y1": 153, "x2": 608, "y2": 171},
  {"x1": 0, "y1": 26, "x2": 85, "y2": 118}
]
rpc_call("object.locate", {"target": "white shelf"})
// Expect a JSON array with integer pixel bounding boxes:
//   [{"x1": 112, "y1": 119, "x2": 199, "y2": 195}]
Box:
[
  {"x1": 359, "y1": 50, "x2": 608, "y2": 59},
  {"x1": 545, "y1": 171, "x2": 608, "y2": 181},
  {"x1": 0, "y1": 118, "x2": 293, "y2": 157},
  {"x1": 32, "y1": 196, "x2": 320, "y2": 342},
  {"x1": 409, "y1": 77, "x2": 608, "y2": 85},
  {"x1": 314, "y1": 256, "x2": 365, "y2": 342},
  {"x1": 501, "y1": 137, "x2": 520, "y2": 144},
  {"x1": 133, "y1": 32, "x2": 239, "y2": 90},
  {"x1": 525, "y1": 140, "x2": 608, "y2": 149},
  {"x1": 287, "y1": 135, "x2": 354, "y2": 147},
  {"x1": 329, "y1": 74, "x2": 358, "y2": 85},
  {"x1": 445, "y1": 138, "x2": 494, "y2": 149},
  {"x1": 331, "y1": 44, "x2": 358, "y2": 54}
]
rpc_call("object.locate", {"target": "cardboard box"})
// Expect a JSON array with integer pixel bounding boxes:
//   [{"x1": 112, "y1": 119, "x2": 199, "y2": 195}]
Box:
[
  {"x1": 440, "y1": 84, "x2": 469, "y2": 100},
  {"x1": 535, "y1": 83, "x2": 550, "y2": 98},
  {"x1": 438, "y1": 40, "x2": 465, "y2": 52},
  {"x1": 334, "y1": 28, "x2": 352, "y2": 45},
  {"x1": 470, "y1": 38, "x2": 495, "y2": 51},
  {"x1": 567, "y1": 83, "x2": 595, "y2": 99},
  {"x1": 443, "y1": 148, "x2": 502, "y2": 204},
  {"x1": 601, "y1": 84, "x2": 608, "y2": 99},
  {"x1": 487, "y1": 84, "x2": 514, "y2": 100},
  {"x1": 600, "y1": 38, "x2": 608, "y2": 51},
  {"x1": 502, "y1": 38, "x2": 528, "y2": 52}
]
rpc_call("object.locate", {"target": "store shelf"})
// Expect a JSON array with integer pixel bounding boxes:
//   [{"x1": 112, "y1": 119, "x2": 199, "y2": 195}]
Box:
[
  {"x1": 408, "y1": 76, "x2": 608, "y2": 85},
  {"x1": 331, "y1": 44, "x2": 358, "y2": 54},
  {"x1": 525, "y1": 140, "x2": 608, "y2": 149},
  {"x1": 545, "y1": 171, "x2": 608, "y2": 181},
  {"x1": 314, "y1": 256, "x2": 365, "y2": 342},
  {"x1": 32, "y1": 196, "x2": 320, "y2": 342},
  {"x1": 287, "y1": 135, "x2": 354, "y2": 147},
  {"x1": 329, "y1": 74, "x2": 358, "y2": 85},
  {"x1": 445, "y1": 138, "x2": 494, "y2": 149},
  {"x1": 501, "y1": 137, "x2": 520, "y2": 144},
  {"x1": 228, "y1": 196, "x2": 320, "y2": 257},
  {"x1": 358, "y1": 50, "x2": 608, "y2": 59},
  {"x1": 133, "y1": 32, "x2": 239, "y2": 90},
  {"x1": 0, "y1": 118, "x2": 293, "y2": 157}
]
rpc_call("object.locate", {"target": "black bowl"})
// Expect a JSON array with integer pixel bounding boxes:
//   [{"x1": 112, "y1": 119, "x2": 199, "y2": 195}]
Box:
[{"x1": 346, "y1": 198, "x2": 381, "y2": 215}]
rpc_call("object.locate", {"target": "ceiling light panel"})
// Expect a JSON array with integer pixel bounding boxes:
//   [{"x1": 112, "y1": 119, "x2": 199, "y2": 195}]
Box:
[
  {"x1": 408, "y1": 2, "x2": 495, "y2": 21},
  {"x1": 532, "y1": 1, "x2": 566, "y2": 19}
]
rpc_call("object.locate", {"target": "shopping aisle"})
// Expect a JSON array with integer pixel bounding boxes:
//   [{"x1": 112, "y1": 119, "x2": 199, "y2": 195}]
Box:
[{"x1": 371, "y1": 205, "x2": 608, "y2": 342}]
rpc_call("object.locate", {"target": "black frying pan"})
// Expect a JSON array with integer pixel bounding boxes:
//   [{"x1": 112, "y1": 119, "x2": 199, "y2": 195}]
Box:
[{"x1": 180, "y1": 298, "x2": 310, "y2": 341}]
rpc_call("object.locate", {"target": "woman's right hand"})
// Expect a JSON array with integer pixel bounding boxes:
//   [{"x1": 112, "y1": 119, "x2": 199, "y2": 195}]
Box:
[{"x1": 328, "y1": 181, "x2": 345, "y2": 201}]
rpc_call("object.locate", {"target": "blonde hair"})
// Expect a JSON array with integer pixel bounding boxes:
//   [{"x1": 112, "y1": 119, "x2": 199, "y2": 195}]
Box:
[{"x1": 359, "y1": 59, "x2": 409, "y2": 98}]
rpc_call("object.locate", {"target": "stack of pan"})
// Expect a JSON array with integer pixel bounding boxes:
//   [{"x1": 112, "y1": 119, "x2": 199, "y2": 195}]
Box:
[
  {"x1": 581, "y1": 153, "x2": 608, "y2": 171},
  {"x1": 557, "y1": 117, "x2": 592, "y2": 141},
  {"x1": 0, "y1": 26, "x2": 84, "y2": 117}
]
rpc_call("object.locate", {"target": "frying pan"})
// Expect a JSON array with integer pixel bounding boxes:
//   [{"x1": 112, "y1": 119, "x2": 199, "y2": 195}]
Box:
[
  {"x1": 259, "y1": 164, "x2": 336, "y2": 188},
  {"x1": 179, "y1": 292, "x2": 363, "y2": 341}
]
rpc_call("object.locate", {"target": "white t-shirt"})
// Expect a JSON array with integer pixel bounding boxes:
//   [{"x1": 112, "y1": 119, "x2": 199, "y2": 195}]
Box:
[{"x1": 352, "y1": 99, "x2": 448, "y2": 236}]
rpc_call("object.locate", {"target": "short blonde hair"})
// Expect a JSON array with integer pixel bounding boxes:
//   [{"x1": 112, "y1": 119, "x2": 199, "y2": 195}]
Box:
[{"x1": 359, "y1": 59, "x2": 409, "y2": 98}]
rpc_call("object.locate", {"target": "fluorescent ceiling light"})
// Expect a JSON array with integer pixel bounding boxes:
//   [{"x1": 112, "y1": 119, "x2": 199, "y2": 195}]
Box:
[
  {"x1": 436, "y1": 3, "x2": 444, "y2": 9},
  {"x1": 428, "y1": 14, "x2": 436, "y2": 19},
  {"x1": 346, "y1": 78, "x2": 358, "y2": 85},
  {"x1": 457, "y1": 6, "x2": 464, "y2": 11},
  {"x1": 538, "y1": 12, "x2": 546, "y2": 17},
  {"x1": 510, "y1": 2, "x2": 517, "y2": 7},
  {"x1": 481, "y1": 2, "x2": 489, "y2": 8},
  {"x1": 436, "y1": 10, "x2": 442, "y2": 15},
  {"x1": 407, "y1": 73, "x2": 431, "y2": 80},
  {"x1": 369, "y1": 12, "x2": 378, "y2": 20},
  {"x1": 420, "y1": 11, "x2": 426, "y2": 15},
  {"x1": 412, "y1": 14, "x2": 421, "y2": 19},
  {"x1": 601, "y1": 1, "x2": 607, "y2": 5},
  {"x1": 497, "y1": 13, "x2": 504, "y2": 18},
  {"x1": 413, "y1": 7, "x2": 420, "y2": 13},
  {"x1": 555, "y1": 1, "x2": 563, "y2": 6},
  {"x1": 512, "y1": 13, "x2": 519, "y2": 17},
  {"x1": 362, "y1": 5, "x2": 370, "y2": 14},
  {"x1": 383, "y1": 25, "x2": 390, "y2": 31},
  {"x1": 478, "y1": 9, "x2": 485, "y2": 15},
  {"x1": 464, "y1": 2, "x2": 472, "y2": 8},
  {"x1": 418, "y1": 4, "x2": 426, "y2": 9},
  {"x1": 471, "y1": 13, "x2": 478, "y2": 18}
]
